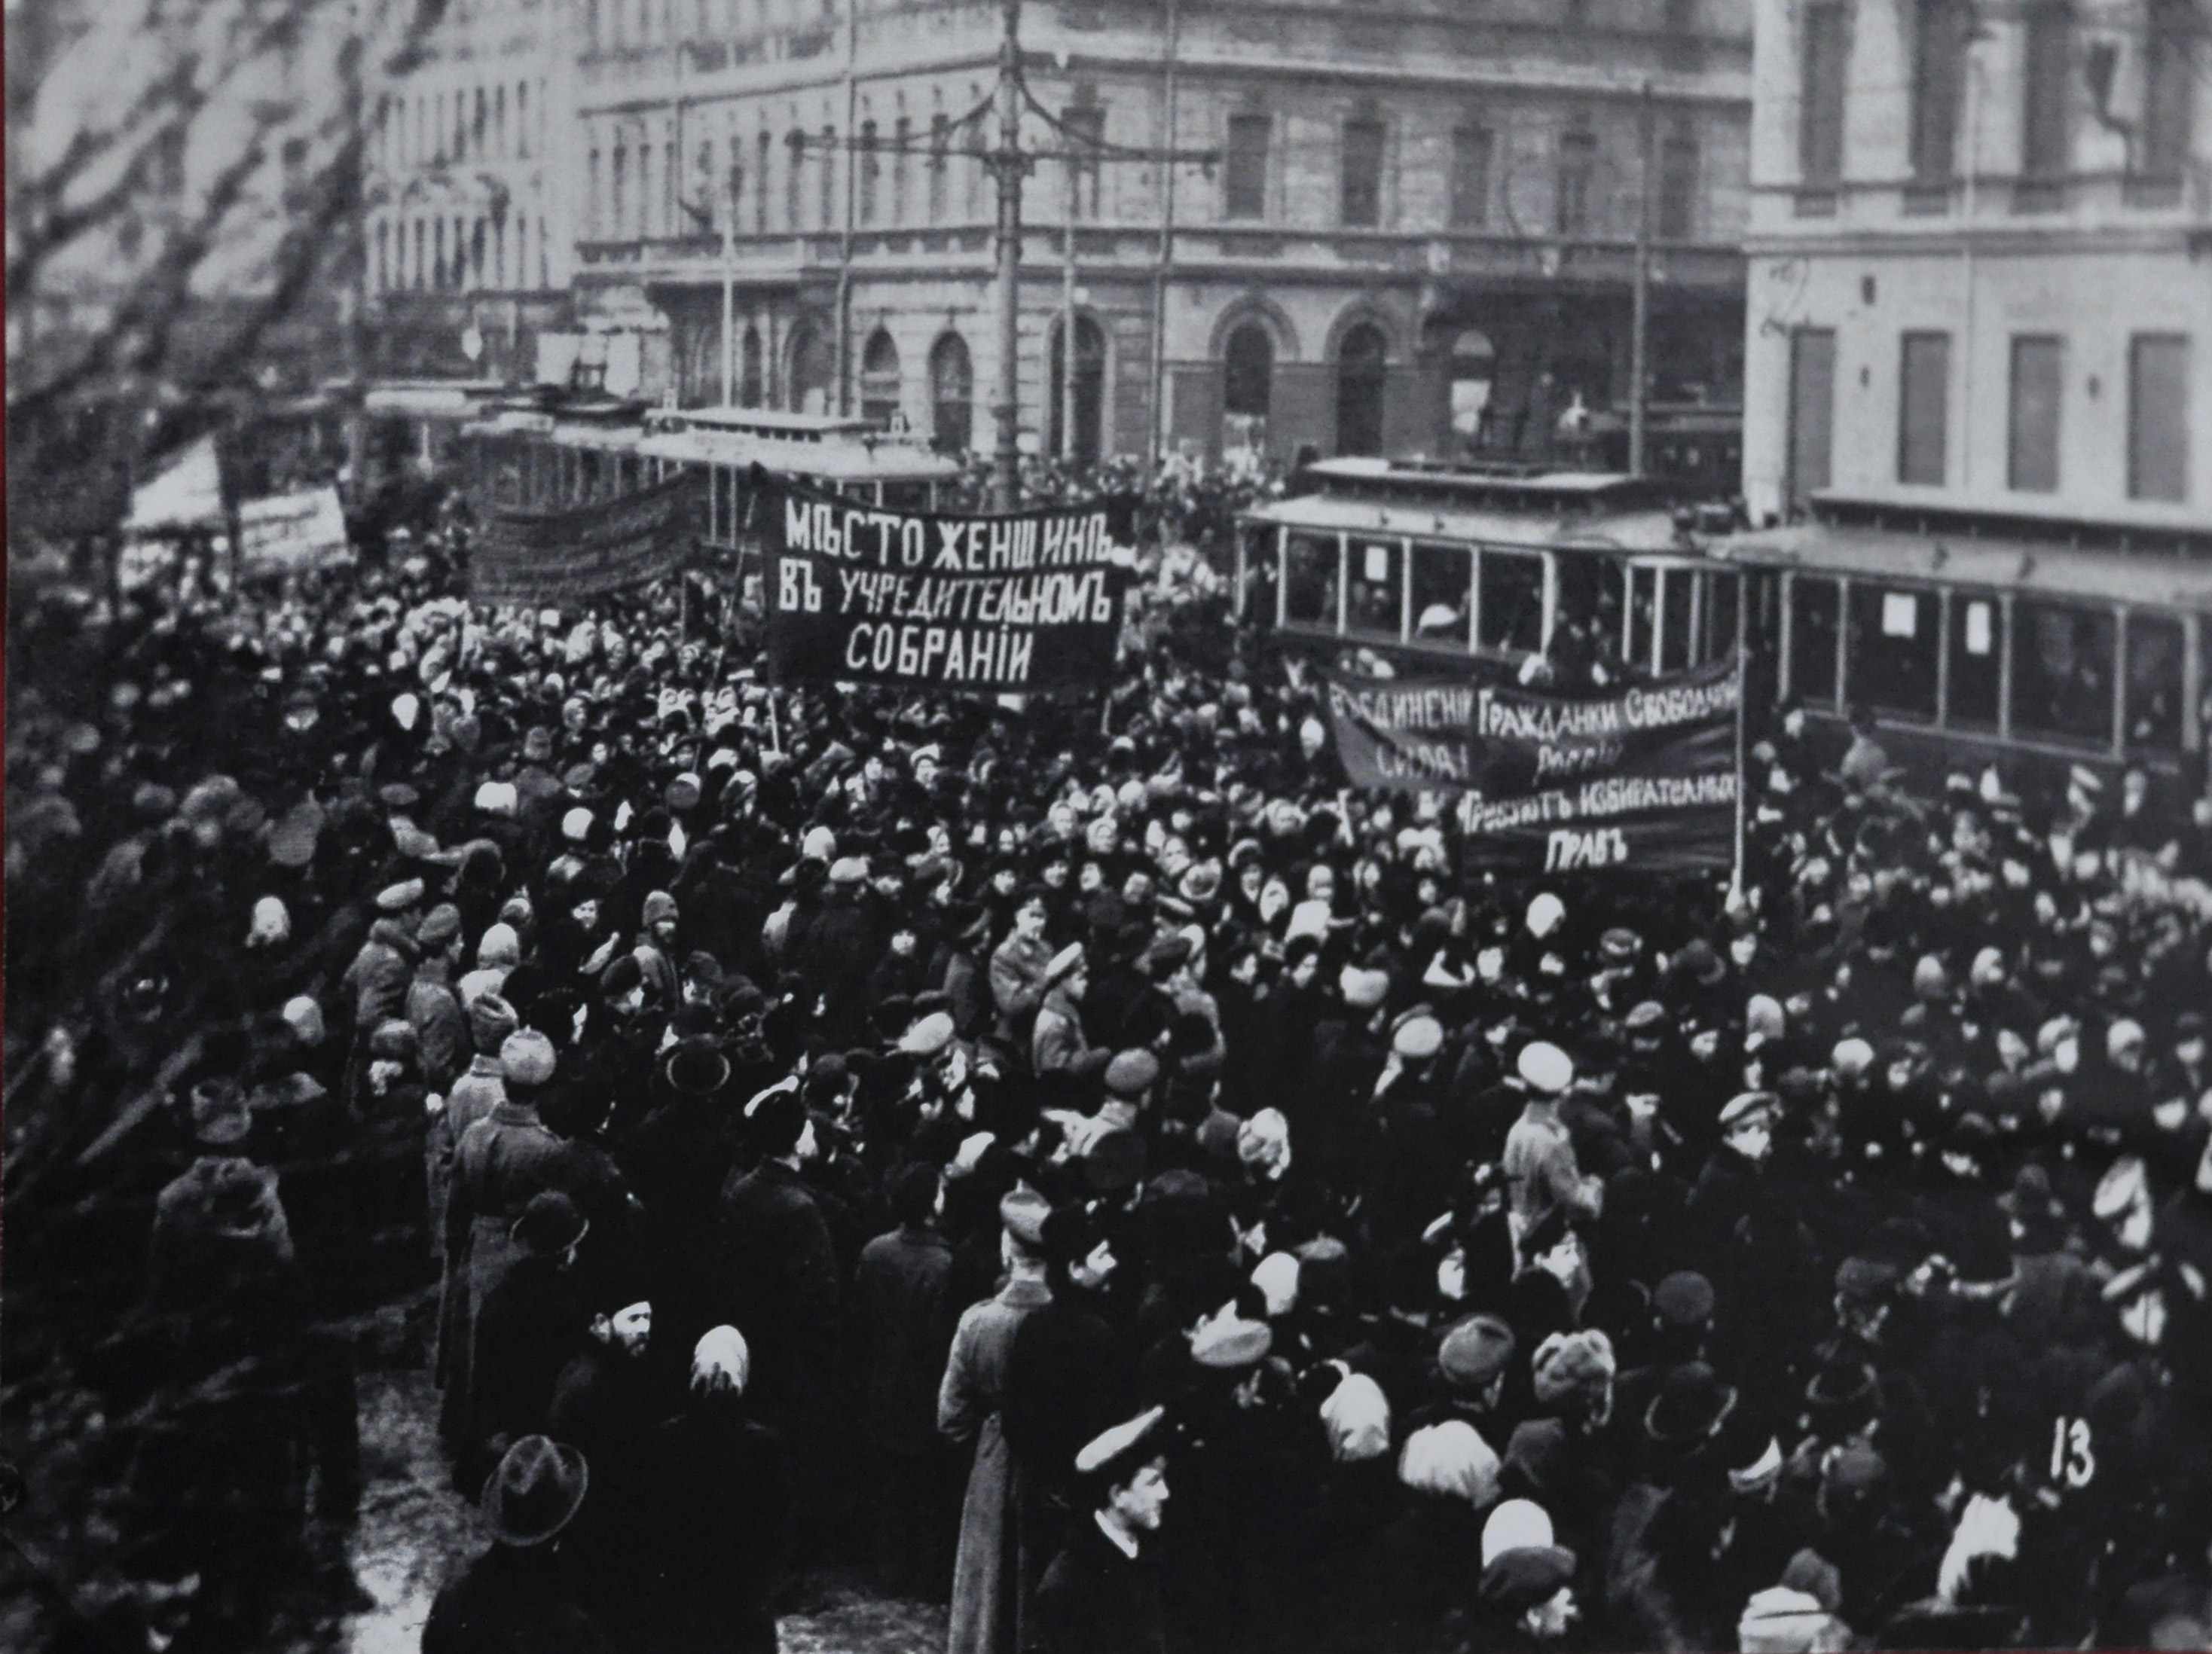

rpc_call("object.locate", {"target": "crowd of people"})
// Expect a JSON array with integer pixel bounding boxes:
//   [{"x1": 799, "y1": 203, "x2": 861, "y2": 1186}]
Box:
[{"x1": 6, "y1": 456, "x2": 2212, "y2": 1654}]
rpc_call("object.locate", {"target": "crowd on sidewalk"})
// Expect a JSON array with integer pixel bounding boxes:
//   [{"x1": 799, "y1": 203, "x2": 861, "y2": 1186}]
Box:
[{"x1": 7, "y1": 460, "x2": 2212, "y2": 1653}]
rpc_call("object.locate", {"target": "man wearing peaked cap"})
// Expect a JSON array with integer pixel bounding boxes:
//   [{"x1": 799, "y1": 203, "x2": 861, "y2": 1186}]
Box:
[
  {"x1": 1033, "y1": 944, "x2": 1093, "y2": 1077},
  {"x1": 1030, "y1": 1406, "x2": 1172, "y2": 1654},
  {"x1": 1504, "y1": 1042, "x2": 1601, "y2": 1230},
  {"x1": 1391, "y1": 1007, "x2": 1446, "y2": 1063}
]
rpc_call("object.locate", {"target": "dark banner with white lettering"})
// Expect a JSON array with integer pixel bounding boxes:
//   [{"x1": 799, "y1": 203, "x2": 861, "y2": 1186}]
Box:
[
  {"x1": 757, "y1": 472, "x2": 1138, "y2": 694},
  {"x1": 470, "y1": 471, "x2": 704, "y2": 604},
  {"x1": 1454, "y1": 657, "x2": 1740, "y2": 873},
  {"x1": 1321, "y1": 673, "x2": 1484, "y2": 794}
]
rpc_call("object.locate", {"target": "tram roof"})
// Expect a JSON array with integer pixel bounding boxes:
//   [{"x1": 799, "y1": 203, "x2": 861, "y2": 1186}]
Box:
[
  {"x1": 1712, "y1": 515, "x2": 2212, "y2": 611},
  {"x1": 1297, "y1": 456, "x2": 1663, "y2": 503},
  {"x1": 635, "y1": 424, "x2": 960, "y2": 482},
  {"x1": 1241, "y1": 490, "x2": 1700, "y2": 554},
  {"x1": 655, "y1": 406, "x2": 885, "y2": 440}
]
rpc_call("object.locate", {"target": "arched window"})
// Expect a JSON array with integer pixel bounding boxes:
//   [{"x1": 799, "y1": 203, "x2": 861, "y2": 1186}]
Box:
[
  {"x1": 860, "y1": 328, "x2": 901, "y2": 424},
  {"x1": 741, "y1": 325, "x2": 765, "y2": 407},
  {"x1": 788, "y1": 320, "x2": 833, "y2": 414},
  {"x1": 1336, "y1": 322, "x2": 1389, "y2": 456},
  {"x1": 1049, "y1": 316, "x2": 1108, "y2": 465},
  {"x1": 930, "y1": 332, "x2": 973, "y2": 452},
  {"x1": 1223, "y1": 320, "x2": 1274, "y2": 453},
  {"x1": 1448, "y1": 327, "x2": 1498, "y2": 448}
]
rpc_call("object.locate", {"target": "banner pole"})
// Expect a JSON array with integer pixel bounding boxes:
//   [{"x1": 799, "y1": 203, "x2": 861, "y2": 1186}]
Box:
[
  {"x1": 1729, "y1": 575, "x2": 1749, "y2": 905},
  {"x1": 767, "y1": 690, "x2": 784, "y2": 758}
]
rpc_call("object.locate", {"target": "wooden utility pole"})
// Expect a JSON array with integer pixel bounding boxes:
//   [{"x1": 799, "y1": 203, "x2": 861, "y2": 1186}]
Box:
[{"x1": 989, "y1": 0, "x2": 1026, "y2": 510}]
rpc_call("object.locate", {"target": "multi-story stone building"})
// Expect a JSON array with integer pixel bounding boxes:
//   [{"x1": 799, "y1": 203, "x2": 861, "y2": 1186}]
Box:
[
  {"x1": 558, "y1": 0, "x2": 1752, "y2": 463},
  {"x1": 363, "y1": 0, "x2": 579, "y2": 384},
  {"x1": 1740, "y1": 0, "x2": 2208, "y2": 527}
]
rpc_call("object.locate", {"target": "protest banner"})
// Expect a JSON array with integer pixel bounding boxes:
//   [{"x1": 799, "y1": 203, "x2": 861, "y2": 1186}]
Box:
[
  {"x1": 756, "y1": 471, "x2": 1137, "y2": 694},
  {"x1": 1454, "y1": 657, "x2": 1741, "y2": 873},
  {"x1": 469, "y1": 471, "x2": 703, "y2": 604},
  {"x1": 1321, "y1": 673, "x2": 1483, "y2": 792},
  {"x1": 239, "y1": 486, "x2": 351, "y2": 572}
]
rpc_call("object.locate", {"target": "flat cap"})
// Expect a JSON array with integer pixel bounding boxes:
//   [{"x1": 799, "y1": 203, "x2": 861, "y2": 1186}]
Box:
[
  {"x1": 1104, "y1": 1048, "x2": 1160, "y2": 1098},
  {"x1": 897, "y1": 1012, "x2": 958, "y2": 1058},
  {"x1": 375, "y1": 877, "x2": 426, "y2": 913},
  {"x1": 1392, "y1": 1009, "x2": 1446, "y2": 1061},
  {"x1": 1719, "y1": 1090, "x2": 1778, "y2": 1131},
  {"x1": 1517, "y1": 1042, "x2": 1574, "y2": 1095},
  {"x1": 1439, "y1": 1314, "x2": 1517, "y2": 1390}
]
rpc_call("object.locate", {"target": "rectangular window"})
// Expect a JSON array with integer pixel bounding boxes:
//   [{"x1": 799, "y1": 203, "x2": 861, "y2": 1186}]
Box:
[
  {"x1": 2013, "y1": 600, "x2": 2116, "y2": 748},
  {"x1": 820, "y1": 125, "x2": 836, "y2": 230},
  {"x1": 613, "y1": 145, "x2": 628, "y2": 237},
  {"x1": 1800, "y1": 5, "x2": 1847, "y2": 185},
  {"x1": 2021, "y1": 6, "x2": 2071, "y2": 177},
  {"x1": 1450, "y1": 124, "x2": 1492, "y2": 227},
  {"x1": 2007, "y1": 335, "x2": 2062, "y2": 493},
  {"x1": 2128, "y1": 334, "x2": 2191, "y2": 502},
  {"x1": 1065, "y1": 105, "x2": 1104, "y2": 220},
  {"x1": 928, "y1": 114, "x2": 949, "y2": 221},
  {"x1": 759, "y1": 131, "x2": 773, "y2": 232},
  {"x1": 1478, "y1": 551, "x2": 1545, "y2": 655},
  {"x1": 1849, "y1": 583, "x2": 1939, "y2": 722},
  {"x1": 787, "y1": 131, "x2": 803, "y2": 229},
  {"x1": 1410, "y1": 544, "x2": 1472, "y2": 642},
  {"x1": 1342, "y1": 115, "x2": 1386, "y2": 227},
  {"x1": 1910, "y1": 0, "x2": 1965, "y2": 180},
  {"x1": 892, "y1": 116, "x2": 911, "y2": 224},
  {"x1": 1224, "y1": 112, "x2": 1269, "y2": 221},
  {"x1": 2125, "y1": 612, "x2": 2187, "y2": 752},
  {"x1": 1788, "y1": 328, "x2": 1836, "y2": 508},
  {"x1": 1948, "y1": 594, "x2": 2003, "y2": 728},
  {"x1": 1658, "y1": 130, "x2": 1699, "y2": 238},
  {"x1": 1346, "y1": 539, "x2": 1403, "y2": 636},
  {"x1": 1788, "y1": 575, "x2": 1842, "y2": 706},
  {"x1": 1284, "y1": 531, "x2": 1340, "y2": 626},
  {"x1": 1898, "y1": 331, "x2": 1951, "y2": 486},
  {"x1": 1556, "y1": 127, "x2": 1596, "y2": 234},
  {"x1": 518, "y1": 83, "x2": 530, "y2": 157},
  {"x1": 2143, "y1": 0, "x2": 2195, "y2": 184},
  {"x1": 858, "y1": 120, "x2": 878, "y2": 224}
]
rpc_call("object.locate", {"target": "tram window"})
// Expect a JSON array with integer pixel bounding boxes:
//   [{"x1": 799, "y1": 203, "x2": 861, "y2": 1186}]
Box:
[
  {"x1": 1347, "y1": 539, "x2": 1403, "y2": 637},
  {"x1": 1848, "y1": 584, "x2": 1938, "y2": 722},
  {"x1": 1946, "y1": 594, "x2": 2002, "y2": 728},
  {"x1": 1285, "y1": 531, "x2": 1340, "y2": 627},
  {"x1": 2123, "y1": 613, "x2": 2186, "y2": 753},
  {"x1": 881, "y1": 481, "x2": 930, "y2": 512},
  {"x1": 2013, "y1": 600, "x2": 2116, "y2": 749},
  {"x1": 1410, "y1": 542, "x2": 1471, "y2": 642},
  {"x1": 1787, "y1": 575, "x2": 1841, "y2": 706},
  {"x1": 1477, "y1": 550, "x2": 1544, "y2": 655},
  {"x1": 1704, "y1": 572, "x2": 1739, "y2": 664},
  {"x1": 1660, "y1": 569, "x2": 1696, "y2": 673}
]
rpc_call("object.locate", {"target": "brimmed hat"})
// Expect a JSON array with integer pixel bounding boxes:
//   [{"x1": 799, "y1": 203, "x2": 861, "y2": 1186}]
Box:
[
  {"x1": 1643, "y1": 1362, "x2": 1737, "y2": 1446},
  {"x1": 480, "y1": 1435, "x2": 588, "y2": 1546},
  {"x1": 1391, "y1": 1007, "x2": 1445, "y2": 1061},
  {"x1": 1517, "y1": 1042, "x2": 1573, "y2": 1095},
  {"x1": 1191, "y1": 1313, "x2": 1273, "y2": 1369},
  {"x1": 1104, "y1": 1048, "x2": 1160, "y2": 1098},
  {"x1": 1439, "y1": 1314, "x2": 1517, "y2": 1390},
  {"x1": 511, "y1": 1189, "x2": 589, "y2": 1257},
  {"x1": 664, "y1": 1040, "x2": 732, "y2": 1099}
]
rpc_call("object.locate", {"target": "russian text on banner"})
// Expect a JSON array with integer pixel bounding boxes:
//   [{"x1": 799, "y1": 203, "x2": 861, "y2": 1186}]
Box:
[
  {"x1": 469, "y1": 471, "x2": 704, "y2": 604},
  {"x1": 1455, "y1": 656, "x2": 1741, "y2": 873},
  {"x1": 757, "y1": 472, "x2": 1138, "y2": 694},
  {"x1": 1321, "y1": 672, "x2": 1484, "y2": 793}
]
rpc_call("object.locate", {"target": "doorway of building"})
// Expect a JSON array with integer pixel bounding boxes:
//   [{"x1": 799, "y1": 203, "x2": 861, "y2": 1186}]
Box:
[
  {"x1": 1336, "y1": 322, "x2": 1388, "y2": 456},
  {"x1": 788, "y1": 321, "x2": 833, "y2": 415},
  {"x1": 1447, "y1": 328, "x2": 1496, "y2": 451}
]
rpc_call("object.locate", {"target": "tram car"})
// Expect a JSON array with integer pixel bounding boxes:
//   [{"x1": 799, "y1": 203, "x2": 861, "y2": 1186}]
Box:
[
  {"x1": 1236, "y1": 456, "x2": 1742, "y2": 686},
  {"x1": 1718, "y1": 493, "x2": 2212, "y2": 803},
  {"x1": 462, "y1": 397, "x2": 964, "y2": 559},
  {"x1": 1574, "y1": 402, "x2": 1744, "y2": 502},
  {"x1": 1239, "y1": 457, "x2": 2212, "y2": 801}
]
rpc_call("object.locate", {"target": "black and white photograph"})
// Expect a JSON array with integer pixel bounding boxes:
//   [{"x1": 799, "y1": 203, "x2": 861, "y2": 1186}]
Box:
[{"x1": 4, "y1": 0, "x2": 2210, "y2": 1648}]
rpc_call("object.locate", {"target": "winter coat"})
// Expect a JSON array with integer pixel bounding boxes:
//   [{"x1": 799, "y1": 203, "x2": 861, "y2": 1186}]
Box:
[
  {"x1": 1026, "y1": 1516, "x2": 1170, "y2": 1654},
  {"x1": 1031, "y1": 987, "x2": 1092, "y2": 1077},
  {"x1": 408, "y1": 965, "x2": 469, "y2": 1092},
  {"x1": 338, "y1": 918, "x2": 417, "y2": 1033},
  {"x1": 421, "y1": 1543, "x2": 615, "y2": 1654},
  {"x1": 941, "y1": 1274, "x2": 1054, "y2": 1654},
  {"x1": 849, "y1": 1222, "x2": 958, "y2": 1456},
  {"x1": 714, "y1": 1159, "x2": 841, "y2": 1434}
]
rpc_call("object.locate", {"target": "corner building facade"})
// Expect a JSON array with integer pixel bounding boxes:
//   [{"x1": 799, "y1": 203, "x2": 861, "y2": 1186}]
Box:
[
  {"x1": 564, "y1": 0, "x2": 1751, "y2": 463},
  {"x1": 1740, "y1": 0, "x2": 2210, "y2": 528}
]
